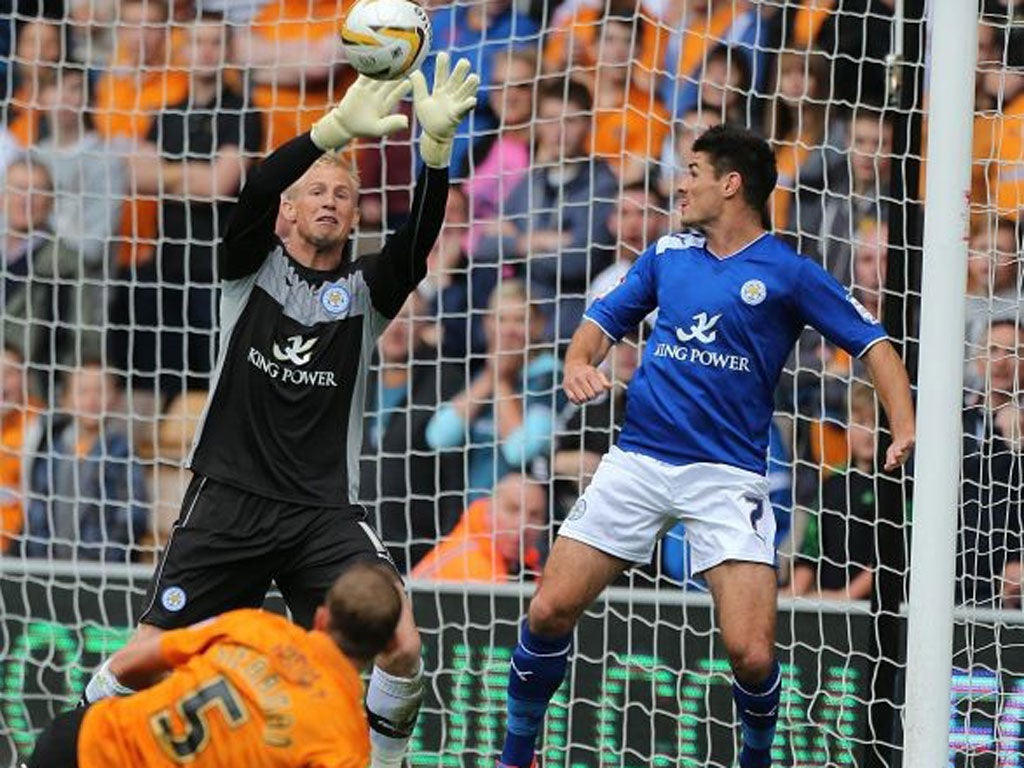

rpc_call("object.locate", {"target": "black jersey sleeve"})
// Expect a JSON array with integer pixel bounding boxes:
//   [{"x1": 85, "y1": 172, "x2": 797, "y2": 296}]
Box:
[
  {"x1": 361, "y1": 164, "x2": 449, "y2": 319},
  {"x1": 219, "y1": 132, "x2": 324, "y2": 281}
]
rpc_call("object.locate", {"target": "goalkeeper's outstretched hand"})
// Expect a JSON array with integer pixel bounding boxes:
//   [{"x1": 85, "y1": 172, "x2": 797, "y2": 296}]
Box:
[
  {"x1": 310, "y1": 76, "x2": 413, "y2": 151},
  {"x1": 410, "y1": 52, "x2": 480, "y2": 168}
]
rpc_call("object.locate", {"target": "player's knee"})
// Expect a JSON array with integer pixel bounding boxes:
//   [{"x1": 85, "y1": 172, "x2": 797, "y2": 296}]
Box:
[
  {"x1": 728, "y1": 642, "x2": 775, "y2": 685},
  {"x1": 527, "y1": 592, "x2": 578, "y2": 638}
]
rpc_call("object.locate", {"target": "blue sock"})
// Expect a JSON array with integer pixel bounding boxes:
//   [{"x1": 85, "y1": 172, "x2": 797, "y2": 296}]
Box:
[
  {"x1": 500, "y1": 622, "x2": 572, "y2": 767},
  {"x1": 733, "y1": 661, "x2": 781, "y2": 768}
]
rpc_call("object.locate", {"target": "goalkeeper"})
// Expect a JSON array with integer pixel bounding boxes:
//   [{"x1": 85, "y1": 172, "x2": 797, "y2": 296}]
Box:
[{"x1": 81, "y1": 54, "x2": 479, "y2": 768}]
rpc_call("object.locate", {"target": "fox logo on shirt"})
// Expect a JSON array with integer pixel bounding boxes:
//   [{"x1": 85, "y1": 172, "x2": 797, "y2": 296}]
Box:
[
  {"x1": 676, "y1": 312, "x2": 722, "y2": 344},
  {"x1": 273, "y1": 335, "x2": 317, "y2": 366}
]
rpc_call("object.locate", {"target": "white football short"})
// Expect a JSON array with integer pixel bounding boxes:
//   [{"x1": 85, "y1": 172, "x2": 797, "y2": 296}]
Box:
[{"x1": 559, "y1": 446, "x2": 776, "y2": 574}]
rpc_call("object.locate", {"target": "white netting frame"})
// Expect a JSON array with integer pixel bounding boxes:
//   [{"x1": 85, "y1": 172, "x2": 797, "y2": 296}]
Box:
[{"x1": 0, "y1": 0, "x2": 1022, "y2": 765}]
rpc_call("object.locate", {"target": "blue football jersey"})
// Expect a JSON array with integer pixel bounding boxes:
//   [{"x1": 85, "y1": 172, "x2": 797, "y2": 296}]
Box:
[{"x1": 585, "y1": 231, "x2": 886, "y2": 474}]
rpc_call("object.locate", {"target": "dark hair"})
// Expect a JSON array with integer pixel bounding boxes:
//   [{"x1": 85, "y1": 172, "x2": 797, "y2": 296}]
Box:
[
  {"x1": 539, "y1": 77, "x2": 592, "y2": 113},
  {"x1": 691, "y1": 124, "x2": 778, "y2": 212},
  {"x1": 325, "y1": 562, "x2": 402, "y2": 662},
  {"x1": 706, "y1": 44, "x2": 752, "y2": 94}
]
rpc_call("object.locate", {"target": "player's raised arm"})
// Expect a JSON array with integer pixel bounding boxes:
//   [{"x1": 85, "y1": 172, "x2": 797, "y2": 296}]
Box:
[
  {"x1": 364, "y1": 53, "x2": 479, "y2": 318},
  {"x1": 219, "y1": 76, "x2": 412, "y2": 281},
  {"x1": 863, "y1": 340, "x2": 916, "y2": 470}
]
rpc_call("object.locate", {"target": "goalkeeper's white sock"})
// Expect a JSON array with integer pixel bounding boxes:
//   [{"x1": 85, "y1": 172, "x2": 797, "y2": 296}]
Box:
[
  {"x1": 83, "y1": 658, "x2": 135, "y2": 704},
  {"x1": 366, "y1": 662, "x2": 423, "y2": 768}
]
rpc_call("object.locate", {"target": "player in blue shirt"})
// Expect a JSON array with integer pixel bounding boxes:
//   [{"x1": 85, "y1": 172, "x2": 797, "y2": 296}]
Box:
[{"x1": 496, "y1": 126, "x2": 916, "y2": 768}]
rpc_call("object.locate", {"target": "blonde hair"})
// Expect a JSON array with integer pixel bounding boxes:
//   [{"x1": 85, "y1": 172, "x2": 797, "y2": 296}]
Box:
[
  {"x1": 487, "y1": 279, "x2": 530, "y2": 311},
  {"x1": 283, "y1": 151, "x2": 361, "y2": 200}
]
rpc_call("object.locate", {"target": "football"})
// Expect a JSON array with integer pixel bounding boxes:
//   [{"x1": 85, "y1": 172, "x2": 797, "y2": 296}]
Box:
[{"x1": 340, "y1": 0, "x2": 433, "y2": 81}]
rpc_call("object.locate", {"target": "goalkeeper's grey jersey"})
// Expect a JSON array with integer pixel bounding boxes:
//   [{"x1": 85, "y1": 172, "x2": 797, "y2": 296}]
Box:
[{"x1": 186, "y1": 134, "x2": 448, "y2": 506}]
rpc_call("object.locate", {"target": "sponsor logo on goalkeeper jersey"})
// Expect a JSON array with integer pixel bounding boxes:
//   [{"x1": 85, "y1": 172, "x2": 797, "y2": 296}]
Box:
[
  {"x1": 652, "y1": 312, "x2": 751, "y2": 372},
  {"x1": 273, "y1": 334, "x2": 317, "y2": 366},
  {"x1": 248, "y1": 341, "x2": 338, "y2": 387}
]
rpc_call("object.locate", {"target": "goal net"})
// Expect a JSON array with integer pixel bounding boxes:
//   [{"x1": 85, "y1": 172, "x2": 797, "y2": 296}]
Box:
[{"x1": 0, "y1": 0, "x2": 1021, "y2": 765}]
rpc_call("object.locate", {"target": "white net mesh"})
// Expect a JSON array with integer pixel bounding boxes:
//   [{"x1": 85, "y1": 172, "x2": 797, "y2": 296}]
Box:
[{"x1": 0, "y1": 0, "x2": 1022, "y2": 765}]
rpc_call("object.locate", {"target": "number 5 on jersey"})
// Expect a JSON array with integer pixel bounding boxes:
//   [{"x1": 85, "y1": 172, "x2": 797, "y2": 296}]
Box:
[{"x1": 150, "y1": 677, "x2": 248, "y2": 763}]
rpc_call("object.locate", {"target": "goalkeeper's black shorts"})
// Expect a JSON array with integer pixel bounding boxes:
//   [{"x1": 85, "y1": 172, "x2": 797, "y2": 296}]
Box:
[
  {"x1": 139, "y1": 474, "x2": 398, "y2": 631},
  {"x1": 25, "y1": 707, "x2": 85, "y2": 768}
]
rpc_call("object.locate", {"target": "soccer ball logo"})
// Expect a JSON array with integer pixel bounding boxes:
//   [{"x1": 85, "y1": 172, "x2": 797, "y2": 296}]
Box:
[{"x1": 340, "y1": 0, "x2": 433, "y2": 81}]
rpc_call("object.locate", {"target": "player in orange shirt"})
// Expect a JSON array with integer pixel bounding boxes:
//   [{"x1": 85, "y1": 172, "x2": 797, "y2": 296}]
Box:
[{"x1": 24, "y1": 562, "x2": 402, "y2": 768}]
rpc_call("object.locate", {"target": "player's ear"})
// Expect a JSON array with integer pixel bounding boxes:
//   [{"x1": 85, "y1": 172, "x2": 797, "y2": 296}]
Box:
[
  {"x1": 722, "y1": 170, "x2": 743, "y2": 200},
  {"x1": 280, "y1": 194, "x2": 297, "y2": 223},
  {"x1": 313, "y1": 605, "x2": 329, "y2": 632}
]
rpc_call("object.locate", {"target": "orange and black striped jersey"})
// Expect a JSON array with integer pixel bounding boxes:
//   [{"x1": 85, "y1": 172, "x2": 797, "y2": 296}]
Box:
[{"x1": 78, "y1": 610, "x2": 369, "y2": 768}]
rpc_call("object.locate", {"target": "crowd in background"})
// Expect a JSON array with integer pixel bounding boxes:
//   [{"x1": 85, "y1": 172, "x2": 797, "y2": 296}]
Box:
[{"x1": 0, "y1": 0, "x2": 1022, "y2": 607}]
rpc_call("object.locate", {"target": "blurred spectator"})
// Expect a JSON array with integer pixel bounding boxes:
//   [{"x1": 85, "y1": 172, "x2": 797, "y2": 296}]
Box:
[
  {"x1": 359, "y1": 296, "x2": 463, "y2": 573},
  {"x1": 552, "y1": 334, "x2": 639, "y2": 517},
  {"x1": 411, "y1": 473, "x2": 546, "y2": 582},
  {"x1": 0, "y1": 342, "x2": 39, "y2": 553},
  {"x1": 542, "y1": 0, "x2": 661, "y2": 95},
  {"x1": 232, "y1": 0, "x2": 350, "y2": 150},
  {"x1": 974, "y1": 25, "x2": 1024, "y2": 221},
  {"x1": 32, "y1": 64, "x2": 127, "y2": 266},
  {"x1": 92, "y1": 0, "x2": 190, "y2": 267},
  {"x1": 656, "y1": 109, "x2": 722, "y2": 204},
  {"x1": 353, "y1": 101, "x2": 414, "y2": 231},
  {"x1": 965, "y1": 216, "x2": 1020, "y2": 395},
  {"x1": 960, "y1": 320, "x2": 1024, "y2": 607},
  {"x1": 588, "y1": 183, "x2": 668, "y2": 305},
  {"x1": 787, "y1": 382, "x2": 877, "y2": 601},
  {"x1": 765, "y1": 49, "x2": 835, "y2": 236},
  {"x1": 653, "y1": 0, "x2": 769, "y2": 119},
  {"x1": 463, "y1": 48, "x2": 536, "y2": 248},
  {"x1": 92, "y1": 0, "x2": 188, "y2": 140},
  {"x1": 475, "y1": 80, "x2": 617, "y2": 344},
  {"x1": 791, "y1": 107, "x2": 892, "y2": 282},
  {"x1": 851, "y1": 218, "x2": 887, "y2": 322},
  {"x1": 68, "y1": 0, "x2": 118, "y2": 70},
  {"x1": 417, "y1": 185, "x2": 486, "y2": 361},
  {"x1": 110, "y1": 12, "x2": 262, "y2": 402},
  {"x1": 421, "y1": 0, "x2": 540, "y2": 177},
  {"x1": 3, "y1": 157, "x2": 105, "y2": 394},
  {"x1": 800, "y1": 0, "x2": 900, "y2": 108},
  {"x1": 589, "y1": 13, "x2": 670, "y2": 184},
  {"x1": 426, "y1": 280, "x2": 559, "y2": 501},
  {"x1": 24, "y1": 359, "x2": 149, "y2": 562},
  {"x1": 690, "y1": 44, "x2": 751, "y2": 124},
  {"x1": 4, "y1": 17, "x2": 62, "y2": 146},
  {"x1": 964, "y1": 318, "x2": 1022, "y2": 460}
]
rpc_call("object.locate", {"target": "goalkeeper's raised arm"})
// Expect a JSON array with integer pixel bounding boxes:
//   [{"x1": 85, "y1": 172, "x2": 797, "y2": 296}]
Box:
[{"x1": 218, "y1": 53, "x2": 478, "y2": 287}]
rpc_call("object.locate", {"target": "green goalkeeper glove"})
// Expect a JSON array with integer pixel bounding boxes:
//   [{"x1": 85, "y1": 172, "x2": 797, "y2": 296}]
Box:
[
  {"x1": 310, "y1": 75, "x2": 413, "y2": 151},
  {"x1": 410, "y1": 52, "x2": 480, "y2": 168}
]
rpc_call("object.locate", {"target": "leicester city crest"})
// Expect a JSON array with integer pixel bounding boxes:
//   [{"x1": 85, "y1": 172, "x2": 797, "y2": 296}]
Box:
[
  {"x1": 321, "y1": 281, "x2": 352, "y2": 316},
  {"x1": 161, "y1": 586, "x2": 187, "y2": 612},
  {"x1": 740, "y1": 279, "x2": 767, "y2": 306}
]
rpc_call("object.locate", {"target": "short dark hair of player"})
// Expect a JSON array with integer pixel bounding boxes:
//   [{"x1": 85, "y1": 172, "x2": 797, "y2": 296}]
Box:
[
  {"x1": 691, "y1": 125, "x2": 778, "y2": 213},
  {"x1": 324, "y1": 562, "x2": 402, "y2": 663},
  {"x1": 538, "y1": 77, "x2": 592, "y2": 113}
]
